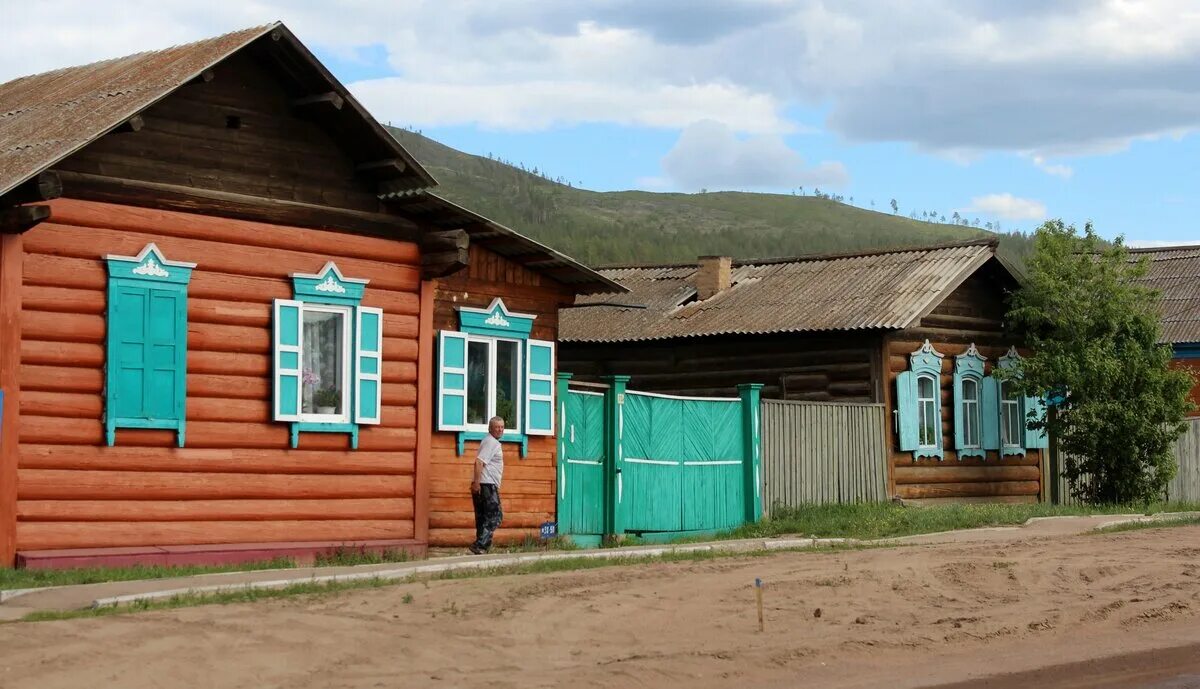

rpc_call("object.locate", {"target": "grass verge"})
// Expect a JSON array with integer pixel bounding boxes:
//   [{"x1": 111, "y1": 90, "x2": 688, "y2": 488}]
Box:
[
  {"x1": 1, "y1": 547, "x2": 415, "y2": 592},
  {"x1": 1092, "y1": 515, "x2": 1200, "y2": 534},
  {"x1": 19, "y1": 543, "x2": 868, "y2": 623}
]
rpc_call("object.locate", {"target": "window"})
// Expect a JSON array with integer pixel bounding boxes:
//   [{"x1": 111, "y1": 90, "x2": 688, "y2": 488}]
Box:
[
  {"x1": 300, "y1": 305, "x2": 351, "y2": 422},
  {"x1": 896, "y1": 340, "x2": 944, "y2": 459},
  {"x1": 1000, "y1": 381, "x2": 1022, "y2": 448},
  {"x1": 104, "y1": 244, "x2": 196, "y2": 447},
  {"x1": 917, "y1": 374, "x2": 939, "y2": 448},
  {"x1": 437, "y1": 298, "x2": 556, "y2": 456},
  {"x1": 961, "y1": 378, "x2": 981, "y2": 448},
  {"x1": 273, "y1": 262, "x2": 382, "y2": 449},
  {"x1": 465, "y1": 336, "x2": 522, "y2": 432}
]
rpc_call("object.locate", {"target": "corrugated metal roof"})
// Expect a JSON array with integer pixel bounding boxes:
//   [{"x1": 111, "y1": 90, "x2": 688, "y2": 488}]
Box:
[
  {"x1": 0, "y1": 22, "x2": 436, "y2": 197},
  {"x1": 560, "y1": 239, "x2": 1000, "y2": 343},
  {"x1": 1129, "y1": 245, "x2": 1200, "y2": 345}
]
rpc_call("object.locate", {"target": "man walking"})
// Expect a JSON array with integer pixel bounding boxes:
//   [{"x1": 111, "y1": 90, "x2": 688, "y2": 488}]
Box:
[{"x1": 470, "y1": 416, "x2": 505, "y2": 554}]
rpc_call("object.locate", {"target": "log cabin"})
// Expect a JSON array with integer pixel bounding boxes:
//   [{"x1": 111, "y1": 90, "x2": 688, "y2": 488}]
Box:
[
  {"x1": 1128, "y1": 245, "x2": 1200, "y2": 415},
  {"x1": 559, "y1": 239, "x2": 1050, "y2": 504},
  {"x1": 0, "y1": 23, "x2": 621, "y2": 568}
]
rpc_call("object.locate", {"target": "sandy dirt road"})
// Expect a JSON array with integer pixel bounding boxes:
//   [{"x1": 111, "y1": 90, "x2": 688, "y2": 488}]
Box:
[{"x1": 1, "y1": 526, "x2": 1198, "y2": 689}]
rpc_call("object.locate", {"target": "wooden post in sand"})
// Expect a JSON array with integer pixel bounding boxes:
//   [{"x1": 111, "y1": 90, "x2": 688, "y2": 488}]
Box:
[{"x1": 755, "y1": 578, "x2": 764, "y2": 632}]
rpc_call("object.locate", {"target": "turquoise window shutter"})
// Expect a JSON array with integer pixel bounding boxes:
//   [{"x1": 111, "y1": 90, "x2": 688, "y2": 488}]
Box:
[
  {"x1": 438, "y1": 330, "x2": 469, "y2": 431},
  {"x1": 104, "y1": 243, "x2": 193, "y2": 447},
  {"x1": 525, "y1": 339, "x2": 555, "y2": 436},
  {"x1": 1024, "y1": 395, "x2": 1049, "y2": 449},
  {"x1": 354, "y1": 306, "x2": 383, "y2": 425},
  {"x1": 951, "y1": 373, "x2": 965, "y2": 451},
  {"x1": 981, "y1": 377, "x2": 1000, "y2": 450},
  {"x1": 273, "y1": 299, "x2": 303, "y2": 422},
  {"x1": 896, "y1": 370, "x2": 919, "y2": 451}
]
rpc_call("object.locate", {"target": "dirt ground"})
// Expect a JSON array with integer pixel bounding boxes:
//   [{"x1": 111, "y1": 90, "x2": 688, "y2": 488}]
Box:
[{"x1": 2, "y1": 526, "x2": 1199, "y2": 689}]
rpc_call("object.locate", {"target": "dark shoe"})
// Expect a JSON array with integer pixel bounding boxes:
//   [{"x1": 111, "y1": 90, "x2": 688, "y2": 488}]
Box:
[{"x1": 468, "y1": 545, "x2": 485, "y2": 555}]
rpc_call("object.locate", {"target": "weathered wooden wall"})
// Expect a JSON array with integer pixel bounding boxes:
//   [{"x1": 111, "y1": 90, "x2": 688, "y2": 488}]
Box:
[
  {"x1": 430, "y1": 244, "x2": 573, "y2": 547},
  {"x1": 882, "y1": 264, "x2": 1043, "y2": 503},
  {"x1": 54, "y1": 50, "x2": 388, "y2": 214},
  {"x1": 1050, "y1": 418, "x2": 1200, "y2": 505},
  {"x1": 760, "y1": 400, "x2": 888, "y2": 509},
  {"x1": 16, "y1": 199, "x2": 421, "y2": 551},
  {"x1": 560, "y1": 332, "x2": 883, "y2": 402}
]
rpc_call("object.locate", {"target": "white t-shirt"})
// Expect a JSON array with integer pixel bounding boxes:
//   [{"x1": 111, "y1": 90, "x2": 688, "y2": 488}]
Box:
[{"x1": 477, "y1": 435, "x2": 504, "y2": 486}]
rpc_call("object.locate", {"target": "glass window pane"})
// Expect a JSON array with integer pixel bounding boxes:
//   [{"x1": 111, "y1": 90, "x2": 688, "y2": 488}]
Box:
[
  {"x1": 467, "y1": 341, "x2": 490, "y2": 425},
  {"x1": 302, "y1": 309, "x2": 345, "y2": 415},
  {"x1": 918, "y1": 376, "x2": 935, "y2": 399},
  {"x1": 495, "y1": 340, "x2": 520, "y2": 428}
]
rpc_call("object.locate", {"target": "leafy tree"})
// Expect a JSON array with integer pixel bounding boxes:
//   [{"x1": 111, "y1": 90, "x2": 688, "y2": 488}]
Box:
[
  {"x1": 890, "y1": 198, "x2": 899, "y2": 214},
  {"x1": 952, "y1": 211, "x2": 961, "y2": 224},
  {"x1": 1004, "y1": 220, "x2": 1193, "y2": 504}
]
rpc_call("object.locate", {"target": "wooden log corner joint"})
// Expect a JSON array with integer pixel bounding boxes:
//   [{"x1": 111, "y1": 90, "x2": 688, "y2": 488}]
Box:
[{"x1": 421, "y1": 228, "x2": 470, "y2": 279}]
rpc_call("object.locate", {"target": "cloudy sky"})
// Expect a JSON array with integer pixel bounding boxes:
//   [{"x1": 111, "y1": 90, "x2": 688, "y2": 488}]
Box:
[{"x1": 3, "y1": 1, "x2": 1200, "y2": 244}]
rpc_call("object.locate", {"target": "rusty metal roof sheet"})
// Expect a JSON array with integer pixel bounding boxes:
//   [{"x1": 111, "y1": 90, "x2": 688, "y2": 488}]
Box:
[
  {"x1": 561, "y1": 239, "x2": 1000, "y2": 342},
  {"x1": 0, "y1": 22, "x2": 435, "y2": 197},
  {"x1": 1129, "y1": 245, "x2": 1200, "y2": 345}
]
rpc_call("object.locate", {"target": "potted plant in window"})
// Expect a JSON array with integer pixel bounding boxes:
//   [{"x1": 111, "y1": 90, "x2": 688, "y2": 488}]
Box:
[{"x1": 314, "y1": 387, "x2": 340, "y2": 415}]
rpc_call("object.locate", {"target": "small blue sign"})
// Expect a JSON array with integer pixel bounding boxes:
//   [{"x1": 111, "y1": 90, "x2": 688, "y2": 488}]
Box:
[{"x1": 540, "y1": 521, "x2": 558, "y2": 539}]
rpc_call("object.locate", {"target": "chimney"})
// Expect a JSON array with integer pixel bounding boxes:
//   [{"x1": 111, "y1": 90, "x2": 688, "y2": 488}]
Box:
[{"x1": 695, "y1": 255, "x2": 732, "y2": 300}]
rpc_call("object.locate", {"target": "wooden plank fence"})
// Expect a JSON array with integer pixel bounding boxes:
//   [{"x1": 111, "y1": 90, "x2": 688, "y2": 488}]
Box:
[
  {"x1": 760, "y1": 400, "x2": 888, "y2": 510},
  {"x1": 1050, "y1": 418, "x2": 1200, "y2": 504}
]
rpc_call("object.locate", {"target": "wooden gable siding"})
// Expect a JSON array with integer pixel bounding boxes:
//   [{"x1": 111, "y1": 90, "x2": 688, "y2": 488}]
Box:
[
  {"x1": 15, "y1": 199, "x2": 421, "y2": 551},
  {"x1": 53, "y1": 50, "x2": 386, "y2": 214},
  {"x1": 882, "y1": 266, "x2": 1043, "y2": 503},
  {"x1": 429, "y1": 245, "x2": 573, "y2": 547},
  {"x1": 559, "y1": 331, "x2": 883, "y2": 403}
]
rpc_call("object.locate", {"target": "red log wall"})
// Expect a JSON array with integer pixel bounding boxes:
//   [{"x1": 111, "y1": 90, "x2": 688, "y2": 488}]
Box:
[{"x1": 15, "y1": 198, "x2": 421, "y2": 552}]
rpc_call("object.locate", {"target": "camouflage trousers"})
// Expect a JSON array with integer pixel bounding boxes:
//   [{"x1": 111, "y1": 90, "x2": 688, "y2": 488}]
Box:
[{"x1": 472, "y1": 483, "x2": 503, "y2": 552}]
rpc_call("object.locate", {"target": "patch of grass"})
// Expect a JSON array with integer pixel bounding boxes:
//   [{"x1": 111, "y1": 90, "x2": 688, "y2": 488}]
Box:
[
  {"x1": 313, "y1": 546, "x2": 411, "y2": 567},
  {"x1": 0, "y1": 557, "x2": 298, "y2": 592},
  {"x1": 497, "y1": 535, "x2": 580, "y2": 553},
  {"x1": 1092, "y1": 516, "x2": 1200, "y2": 534},
  {"x1": 722, "y1": 501, "x2": 1200, "y2": 542}
]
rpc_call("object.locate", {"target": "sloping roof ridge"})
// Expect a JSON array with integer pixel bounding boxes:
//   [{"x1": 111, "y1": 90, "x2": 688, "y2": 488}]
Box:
[
  {"x1": 594, "y1": 237, "x2": 998, "y2": 272},
  {"x1": 0, "y1": 22, "x2": 278, "y2": 89},
  {"x1": 1128, "y1": 244, "x2": 1200, "y2": 255}
]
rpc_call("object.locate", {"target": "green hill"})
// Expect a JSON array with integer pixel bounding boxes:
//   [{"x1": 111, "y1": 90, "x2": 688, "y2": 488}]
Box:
[{"x1": 388, "y1": 127, "x2": 1033, "y2": 266}]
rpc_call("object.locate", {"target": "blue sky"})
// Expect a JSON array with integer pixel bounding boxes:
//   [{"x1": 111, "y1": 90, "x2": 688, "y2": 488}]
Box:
[{"x1": 4, "y1": 1, "x2": 1200, "y2": 245}]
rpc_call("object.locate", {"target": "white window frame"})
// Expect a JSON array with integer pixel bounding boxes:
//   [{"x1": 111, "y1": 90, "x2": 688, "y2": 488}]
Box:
[
  {"x1": 917, "y1": 373, "x2": 940, "y2": 449},
  {"x1": 961, "y1": 377, "x2": 982, "y2": 449},
  {"x1": 299, "y1": 303, "x2": 353, "y2": 425},
  {"x1": 999, "y1": 380, "x2": 1022, "y2": 448},
  {"x1": 464, "y1": 334, "x2": 523, "y2": 434}
]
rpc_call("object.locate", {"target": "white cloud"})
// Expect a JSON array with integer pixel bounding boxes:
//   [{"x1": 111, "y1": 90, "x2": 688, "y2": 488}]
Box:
[
  {"x1": 350, "y1": 79, "x2": 791, "y2": 133},
  {"x1": 659, "y1": 120, "x2": 847, "y2": 191},
  {"x1": 1030, "y1": 155, "x2": 1074, "y2": 179},
  {"x1": 964, "y1": 193, "x2": 1047, "y2": 221},
  {"x1": 5, "y1": 1, "x2": 1200, "y2": 155}
]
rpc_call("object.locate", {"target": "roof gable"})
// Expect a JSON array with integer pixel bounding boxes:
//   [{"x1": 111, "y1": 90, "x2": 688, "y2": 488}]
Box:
[
  {"x1": 0, "y1": 22, "x2": 433, "y2": 199},
  {"x1": 561, "y1": 239, "x2": 1007, "y2": 343}
]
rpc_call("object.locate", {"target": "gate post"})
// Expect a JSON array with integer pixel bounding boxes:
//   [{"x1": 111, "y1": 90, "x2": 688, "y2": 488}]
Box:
[
  {"x1": 603, "y1": 375, "x2": 630, "y2": 538},
  {"x1": 555, "y1": 373, "x2": 573, "y2": 525},
  {"x1": 738, "y1": 384, "x2": 764, "y2": 523}
]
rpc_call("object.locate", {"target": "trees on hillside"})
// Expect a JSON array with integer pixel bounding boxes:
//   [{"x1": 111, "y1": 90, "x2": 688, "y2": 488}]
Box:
[{"x1": 1004, "y1": 220, "x2": 1193, "y2": 504}]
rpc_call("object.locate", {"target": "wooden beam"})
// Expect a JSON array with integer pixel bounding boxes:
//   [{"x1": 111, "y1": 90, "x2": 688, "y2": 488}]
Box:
[
  {"x1": 414, "y1": 278, "x2": 436, "y2": 544},
  {"x1": 115, "y1": 115, "x2": 144, "y2": 133},
  {"x1": 291, "y1": 92, "x2": 344, "y2": 111},
  {"x1": 57, "y1": 171, "x2": 421, "y2": 242},
  {"x1": 1, "y1": 171, "x2": 62, "y2": 205},
  {"x1": 0, "y1": 205, "x2": 51, "y2": 234},
  {"x1": 187, "y1": 69, "x2": 214, "y2": 85},
  {"x1": 355, "y1": 159, "x2": 407, "y2": 175},
  {"x1": 0, "y1": 233, "x2": 22, "y2": 566},
  {"x1": 421, "y1": 229, "x2": 469, "y2": 253},
  {"x1": 421, "y1": 248, "x2": 469, "y2": 279}
]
